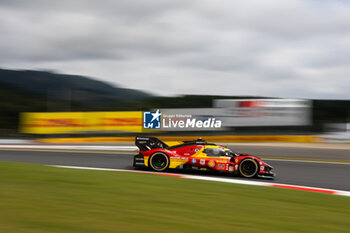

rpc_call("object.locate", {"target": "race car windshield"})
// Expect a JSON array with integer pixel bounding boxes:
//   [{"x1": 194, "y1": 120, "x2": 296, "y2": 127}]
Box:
[
  {"x1": 204, "y1": 148, "x2": 238, "y2": 157},
  {"x1": 225, "y1": 150, "x2": 238, "y2": 157}
]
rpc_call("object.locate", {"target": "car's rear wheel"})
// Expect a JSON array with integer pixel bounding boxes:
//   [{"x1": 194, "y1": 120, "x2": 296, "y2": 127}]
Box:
[
  {"x1": 239, "y1": 159, "x2": 258, "y2": 178},
  {"x1": 149, "y1": 152, "x2": 169, "y2": 172}
]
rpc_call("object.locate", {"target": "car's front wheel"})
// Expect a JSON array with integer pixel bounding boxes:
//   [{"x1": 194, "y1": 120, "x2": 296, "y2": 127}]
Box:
[
  {"x1": 149, "y1": 152, "x2": 170, "y2": 172},
  {"x1": 239, "y1": 159, "x2": 258, "y2": 178}
]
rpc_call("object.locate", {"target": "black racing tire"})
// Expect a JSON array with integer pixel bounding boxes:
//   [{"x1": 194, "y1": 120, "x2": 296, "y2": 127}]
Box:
[
  {"x1": 149, "y1": 152, "x2": 170, "y2": 172},
  {"x1": 239, "y1": 158, "x2": 259, "y2": 178}
]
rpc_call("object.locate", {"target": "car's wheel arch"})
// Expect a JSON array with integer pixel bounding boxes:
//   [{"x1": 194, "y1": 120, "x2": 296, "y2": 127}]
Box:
[
  {"x1": 238, "y1": 158, "x2": 259, "y2": 178},
  {"x1": 148, "y1": 151, "x2": 170, "y2": 172}
]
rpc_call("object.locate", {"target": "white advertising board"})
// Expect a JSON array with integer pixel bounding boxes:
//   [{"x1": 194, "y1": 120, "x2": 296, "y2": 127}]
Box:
[{"x1": 213, "y1": 99, "x2": 311, "y2": 127}]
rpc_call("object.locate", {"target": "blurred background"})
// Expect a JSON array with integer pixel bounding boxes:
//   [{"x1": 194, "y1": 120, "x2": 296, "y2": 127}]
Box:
[
  {"x1": 0, "y1": 67, "x2": 349, "y2": 141},
  {"x1": 0, "y1": 1, "x2": 349, "y2": 141}
]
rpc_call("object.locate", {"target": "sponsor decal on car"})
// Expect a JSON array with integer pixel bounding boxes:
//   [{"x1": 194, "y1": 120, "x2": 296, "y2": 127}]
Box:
[
  {"x1": 217, "y1": 163, "x2": 226, "y2": 170},
  {"x1": 200, "y1": 159, "x2": 205, "y2": 165},
  {"x1": 208, "y1": 160, "x2": 216, "y2": 168},
  {"x1": 216, "y1": 159, "x2": 227, "y2": 163},
  {"x1": 192, "y1": 159, "x2": 197, "y2": 164},
  {"x1": 172, "y1": 157, "x2": 189, "y2": 160}
]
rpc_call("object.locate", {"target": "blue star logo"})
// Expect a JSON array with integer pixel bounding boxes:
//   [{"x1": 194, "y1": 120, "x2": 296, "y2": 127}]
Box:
[{"x1": 143, "y1": 110, "x2": 161, "y2": 129}]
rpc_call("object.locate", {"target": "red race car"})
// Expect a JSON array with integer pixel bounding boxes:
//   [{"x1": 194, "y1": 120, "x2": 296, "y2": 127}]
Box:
[{"x1": 133, "y1": 136, "x2": 275, "y2": 179}]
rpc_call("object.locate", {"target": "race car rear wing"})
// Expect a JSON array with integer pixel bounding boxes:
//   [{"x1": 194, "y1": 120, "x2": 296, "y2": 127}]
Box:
[{"x1": 135, "y1": 136, "x2": 169, "y2": 151}]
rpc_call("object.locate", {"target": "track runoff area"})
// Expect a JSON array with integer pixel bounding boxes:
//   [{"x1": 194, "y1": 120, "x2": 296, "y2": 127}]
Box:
[
  {"x1": 0, "y1": 143, "x2": 349, "y2": 197},
  {"x1": 53, "y1": 165, "x2": 350, "y2": 197}
]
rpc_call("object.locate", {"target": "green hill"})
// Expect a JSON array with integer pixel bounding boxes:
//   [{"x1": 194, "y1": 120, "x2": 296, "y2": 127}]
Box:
[{"x1": 0, "y1": 68, "x2": 151, "y2": 104}]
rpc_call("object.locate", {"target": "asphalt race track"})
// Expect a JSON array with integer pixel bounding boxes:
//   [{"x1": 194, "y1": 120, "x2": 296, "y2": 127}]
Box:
[
  {"x1": 226, "y1": 144, "x2": 350, "y2": 161},
  {"x1": 0, "y1": 148, "x2": 349, "y2": 191}
]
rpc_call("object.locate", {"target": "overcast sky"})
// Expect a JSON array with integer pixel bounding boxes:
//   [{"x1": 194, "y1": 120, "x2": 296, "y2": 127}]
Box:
[{"x1": 1, "y1": 0, "x2": 350, "y2": 99}]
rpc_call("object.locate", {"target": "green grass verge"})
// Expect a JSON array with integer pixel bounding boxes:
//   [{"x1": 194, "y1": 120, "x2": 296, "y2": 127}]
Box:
[{"x1": 0, "y1": 162, "x2": 349, "y2": 233}]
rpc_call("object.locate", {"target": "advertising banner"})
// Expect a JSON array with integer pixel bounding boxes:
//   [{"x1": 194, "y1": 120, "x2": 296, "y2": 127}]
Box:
[
  {"x1": 20, "y1": 112, "x2": 85, "y2": 134},
  {"x1": 20, "y1": 111, "x2": 143, "y2": 134},
  {"x1": 20, "y1": 98, "x2": 310, "y2": 134},
  {"x1": 213, "y1": 99, "x2": 311, "y2": 126}
]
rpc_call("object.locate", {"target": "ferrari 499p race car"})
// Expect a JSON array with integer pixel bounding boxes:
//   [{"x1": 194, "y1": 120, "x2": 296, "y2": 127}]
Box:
[{"x1": 133, "y1": 136, "x2": 275, "y2": 179}]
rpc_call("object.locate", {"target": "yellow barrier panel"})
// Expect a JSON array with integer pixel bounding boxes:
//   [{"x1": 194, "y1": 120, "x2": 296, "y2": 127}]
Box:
[
  {"x1": 102, "y1": 112, "x2": 142, "y2": 133},
  {"x1": 36, "y1": 135, "x2": 323, "y2": 143},
  {"x1": 20, "y1": 112, "x2": 143, "y2": 134},
  {"x1": 20, "y1": 112, "x2": 85, "y2": 134}
]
